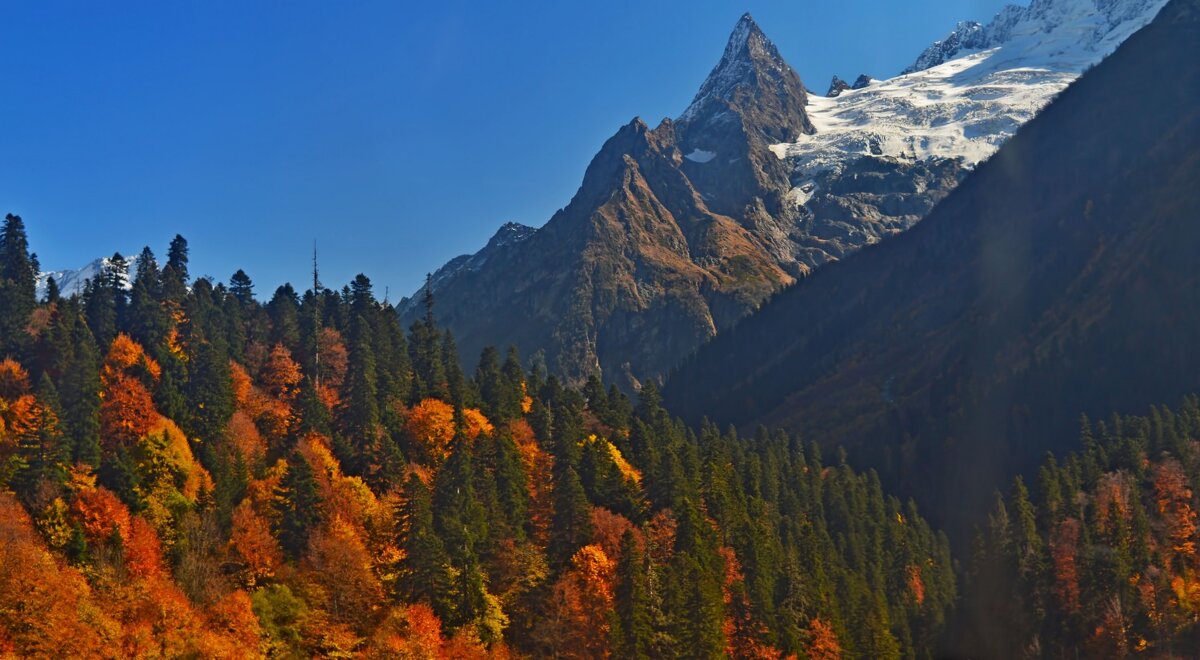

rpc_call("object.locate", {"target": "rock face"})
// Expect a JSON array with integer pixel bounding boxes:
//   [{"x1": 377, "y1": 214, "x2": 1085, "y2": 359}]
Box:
[
  {"x1": 399, "y1": 1, "x2": 1162, "y2": 389},
  {"x1": 664, "y1": 0, "x2": 1200, "y2": 539},
  {"x1": 828, "y1": 74, "x2": 872, "y2": 96},
  {"x1": 398, "y1": 14, "x2": 966, "y2": 388},
  {"x1": 826, "y1": 76, "x2": 851, "y2": 97}
]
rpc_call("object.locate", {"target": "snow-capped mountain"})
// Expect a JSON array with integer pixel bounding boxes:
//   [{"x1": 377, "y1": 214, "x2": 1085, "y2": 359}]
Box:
[
  {"x1": 770, "y1": 0, "x2": 1169, "y2": 174},
  {"x1": 37, "y1": 253, "x2": 139, "y2": 300}
]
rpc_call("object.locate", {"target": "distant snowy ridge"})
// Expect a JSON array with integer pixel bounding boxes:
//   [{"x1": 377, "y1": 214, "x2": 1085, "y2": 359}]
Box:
[
  {"x1": 36, "y1": 253, "x2": 139, "y2": 299},
  {"x1": 904, "y1": 0, "x2": 1169, "y2": 74},
  {"x1": 769, "y1": 0, "x2": 1169, "y2": 177}
]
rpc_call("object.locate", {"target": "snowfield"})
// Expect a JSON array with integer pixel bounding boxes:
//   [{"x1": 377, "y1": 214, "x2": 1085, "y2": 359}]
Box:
[{"x1": 771, "y1": 0, "x2": 1170, "y2": 175}]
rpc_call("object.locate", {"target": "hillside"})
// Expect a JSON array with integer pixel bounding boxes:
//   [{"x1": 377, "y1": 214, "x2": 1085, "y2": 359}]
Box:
[
  {"x1": 396, "y1": 0, "x2": 1165, "y2": 391},
  {"x1": 394, "y1": 14, "x2": 966, "y2": 390},
  {"x1": 0, "y1": 213, "x2": 957, "y2": 657},
  {"x1": 664, "y1": 0, "x2": 1200, "y2": 539}
]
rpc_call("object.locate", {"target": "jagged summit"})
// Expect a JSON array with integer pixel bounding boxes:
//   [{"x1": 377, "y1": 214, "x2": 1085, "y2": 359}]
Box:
[
  {"x1": 827, "y1": 74, "x2": 873, "y2": 97},
  {"x1": 903, "y1": 20, "x2": 986, "y2": 73},
  {"x1": 677, "y1": 13, "x2": 811, "y2": 140},
  {"x1": 826, "y1": 76, "x2": 851, "y2": 97}
]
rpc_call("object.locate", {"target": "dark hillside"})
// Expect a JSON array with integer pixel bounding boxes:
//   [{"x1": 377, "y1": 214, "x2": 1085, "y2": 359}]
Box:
[{"x1": 664, "y1": 0, "x2": 1200, "y2": 541}]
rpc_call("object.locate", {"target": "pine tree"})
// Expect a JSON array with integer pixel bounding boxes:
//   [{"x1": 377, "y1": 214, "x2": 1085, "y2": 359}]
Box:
[
  {"x1": 612, "y1": 529, "x2": 653, "y2": 659},
  {"x1": 475, "y1": 346, "x2": 504, "y2": 420},
  {"x1": 275, "y1": 455, "x2": 321, "y2": 560},
  {"x1": 397, "y1": 473, "x2": 454, "y2": 620},
  {"x1": 185, "y1": 338, "x2": 234, "y2": 447},
  {"x1": 229, "y1": 269, "x2": 254, "y2": 305},
  {"x1": 442, "y1": 330, "x2": 467, "y2": 407},
  {"x1": 127, "y1": 247, "x2": 169, "y2": 350},
  {"x1": 550, "y1": 465, "x2": 593, "y2": 568},
  {"x1": 409, "y1": 279, "x2": 446, "y2": 400},
  {"x1": 43, "y1": 276, "x2": 60, "y2": 305},
  {"x1": 0, "y1": 214, "x2": 37, "y2": 357},
  {"x1": 12, "y1": 375, "x2": 69, "y2": 502},
  {"x1": 341, "y1": 308, "x2": 380, "y2": 478},
  {"x1": 267, "y1": 284, "x2": 301, "y2": 351},
  {"x1": 60, "y1": 313, "x2": 102, "y2": 466}
]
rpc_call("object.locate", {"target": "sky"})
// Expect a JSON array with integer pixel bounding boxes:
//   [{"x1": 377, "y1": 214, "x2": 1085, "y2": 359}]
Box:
[{"x1": 0, "y1": 0, "x2": 1014, "y2": 300}]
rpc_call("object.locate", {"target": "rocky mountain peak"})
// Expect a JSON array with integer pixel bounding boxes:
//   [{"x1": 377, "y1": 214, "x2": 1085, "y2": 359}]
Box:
[
  {"x1": 826, "y1": 75, "x2": 851, "y2": 97},
  {"x1": 677, "y1": 13, "x2": 811, "y2": 141},
  {"x1": 851, "y1": 74, "x2": 873, "y2": 89},
  {"x1": 485, "y1": 222, "x2": 536, "y2": 250}
]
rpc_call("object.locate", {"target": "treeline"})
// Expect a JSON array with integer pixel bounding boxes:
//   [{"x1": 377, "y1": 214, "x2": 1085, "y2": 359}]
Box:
[
  {"x1": 960, "y1": 397, "x2": 1200, "y2": 657},
  {"x1": 0, "y1": 213, "x2": 954, "y2": 657}
]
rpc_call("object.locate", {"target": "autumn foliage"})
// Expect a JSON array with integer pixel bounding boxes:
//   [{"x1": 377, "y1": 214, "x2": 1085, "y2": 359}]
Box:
[{"x1": 0, "y1": 223, "x2": 959, "y2": 657}]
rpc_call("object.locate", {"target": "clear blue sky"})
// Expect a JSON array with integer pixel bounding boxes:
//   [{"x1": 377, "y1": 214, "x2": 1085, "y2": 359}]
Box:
[{"x1": 1, "y1": 0, "x2": 1012, "y2": 300}]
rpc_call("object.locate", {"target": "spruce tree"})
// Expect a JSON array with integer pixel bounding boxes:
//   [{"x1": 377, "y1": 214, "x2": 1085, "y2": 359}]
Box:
[
  {"x1": 275, "y1": 455, "x2": 321, "y2": 560},
  {"x1": 12, "y1": 374, "x2": 69, "y2": 503},
  {"x1": 0, "y1": 214, "x2": 36, "y2": 357},
  {"x1": 408, "y1": 279, "x2": 446, "y2": 400},
  {"x1": 612, "y1": 529, "x2": 653, "y2": 659},
  {"x1": 61, "y1": 314, "x2": 102, "y2": 466},
  {"x1": 128, "y1": 247, "x2": 169, "y2": 349},
  {"x1": 397, "y1": 473, "x2": 454, "y2": 619},
  {"x1": 229, "y1": 269, "x2": 254, "y2": 305},
  {"x1": 549, "y1": 465, "x2": 592, "y2": 568},
  {"x1": 342, "y1": 306, "x2": 380, "y2": 479}
]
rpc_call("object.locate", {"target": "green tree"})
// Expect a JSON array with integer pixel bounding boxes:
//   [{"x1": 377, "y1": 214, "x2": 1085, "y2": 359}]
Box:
[
  {"x1": 397, "y1": 473, "x2": 454, "y2": 620},
  {"x1": 612, "y1": 529, "x2": 653, "y2": 659},
  {"x1": 0, "y1": 214, "x2": 37, "y2": 357},
  {"x1": 275, "y1": 455, "x2": 321, "y2": 560}
]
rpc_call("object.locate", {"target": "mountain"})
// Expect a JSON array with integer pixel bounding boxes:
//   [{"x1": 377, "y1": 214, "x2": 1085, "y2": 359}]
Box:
[
  {"x1": 903, "y1": 0, "x2": 1170, "y2": 74},
  {"x1": 400, "y1": 13, "x2": 967, "y2": 388},
  {"x1": 663, "y1": 0, "x2": 1200, "y2": 540},
  {"x1": 37, "y1": 252, "x2": 140, "y2": 299},
  {"x1": 402, "y1": 0, "x2": 1163, "y2": 389},
  {"x1": 773, "y1": 0, "x2": 1170, "y2": 174},
  {"x1": 399, "y1": 14, "x2": 814, "y2": 387}
]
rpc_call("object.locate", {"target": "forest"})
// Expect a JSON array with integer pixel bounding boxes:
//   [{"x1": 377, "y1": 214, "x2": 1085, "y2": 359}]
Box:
[
  {"x1": 958, "y1": 400, "x2": 1200, "y2": 657},
  {"x1": 0, "y1": 213, "x2": 956, "y2": 658}
]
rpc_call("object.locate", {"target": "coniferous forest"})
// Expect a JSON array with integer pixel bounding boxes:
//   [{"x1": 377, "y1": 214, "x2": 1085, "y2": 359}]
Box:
[
  {"x1": 0, "y1": 215, "x2": 957, "y2": 657},
  {"x1": 5, "y1": 0, "x2": 1199, "y2": 657}
]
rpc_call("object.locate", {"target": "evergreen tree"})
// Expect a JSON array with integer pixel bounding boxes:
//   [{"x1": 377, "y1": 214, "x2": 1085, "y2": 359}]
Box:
[
  {"x1": 612, "y1": 529, "x2": 653, "y2": 659},
  {"x1": 549, "y1": 465, "x2": 592, "y2": 568},
  {"x1": 43, "y1": 276, "x2": 60, "y2": 305},
  {"x1": 60, "y1": 313, "x2": 102, "y2": 466},
  {"x1": 267, "y1": 284, "x2": 302, "y2": 350},
  {"x1": 127, "y1": 247, "x2": 170, "y2": 349},
  {"x1": 12, "y1": 374, "x2": 69, "y2": 502},
  {"x1": 408, "y1": 279, "x2": 447, "y2": 400},
  {"x1": 229, "y1": 269, "x2": 254, "y2": 305},
  {"x1": 397, "y1": 473, "x2": 454, "y2": 620},
  {"x1": 275, "y1": 455, "x2": 321, "y2": 560},
  {"x1": 341, "y1": 309, "x2": 380, "y2": 479},
  {"x1": 0, "y1": 214, "x2": 37, "y2": 357},
  {"x1": 185, "y1": 338, "x2": 234, "y2": 447}
]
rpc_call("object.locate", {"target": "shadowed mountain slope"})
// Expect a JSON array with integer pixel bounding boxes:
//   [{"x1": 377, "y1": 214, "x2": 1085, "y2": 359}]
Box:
[{"x1": 664, "y1": 0, "x2": 1200, "y2": 539}]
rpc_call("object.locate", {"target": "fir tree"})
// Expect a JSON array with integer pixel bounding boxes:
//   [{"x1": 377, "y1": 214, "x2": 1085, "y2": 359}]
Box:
[
  {"x1": 275, "y1": 455, "x2": 321, "y2": 560},
  {"x1": 397, "y1": 473, "x2": 454, "y2": 619},
  {"x1": 612, "y1": 529, "x2": 653, "y2": 659},
  {"x1": 0, "y1": 214, "x2": 37, "y2": 357},
  {"x1": 549, "y1": 465, "x2": 592, "y2": 568}
]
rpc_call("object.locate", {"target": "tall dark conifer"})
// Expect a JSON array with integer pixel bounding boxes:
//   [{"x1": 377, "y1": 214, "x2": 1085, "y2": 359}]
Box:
[
  {"x1": 0, "y1": 214, "x2": 36, "y2": 357},
  {"x1": 612, "y1": 529, "x2": 653, "y2": 659}
]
